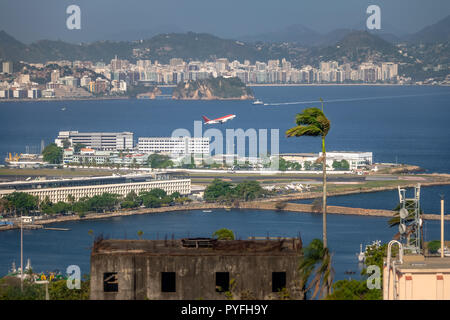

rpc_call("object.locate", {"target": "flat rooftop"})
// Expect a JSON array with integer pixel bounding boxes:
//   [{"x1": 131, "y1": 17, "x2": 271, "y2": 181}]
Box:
[
  {"x1": 92, "y1": 238, "x2": 303, "y2": 256},
  {"x1": 391, "y1": 255, "x2": 450, "y2": 271},
  {"x1": 0, "y1": 173, "x2": 187, "y2": 191}
]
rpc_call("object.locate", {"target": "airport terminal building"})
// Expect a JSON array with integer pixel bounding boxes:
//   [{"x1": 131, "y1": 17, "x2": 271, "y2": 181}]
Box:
[
  {"x1": 55, "y1": 131, "x2": 134, "y2": 151},
  {"x1": 0, "y1": 174, "x2": 191, "y2": 203},
  {"x1": 137, "y1": 137, "x2": 210, "y2": 155}
]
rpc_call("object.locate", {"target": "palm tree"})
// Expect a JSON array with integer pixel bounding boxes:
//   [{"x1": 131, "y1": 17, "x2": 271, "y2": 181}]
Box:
[
  {"x1": 298, "y1": 239, "x2": 334, "y2": 299},
  {"x1": 286, "y1": 100, "x2": 330, "y2": 247}
]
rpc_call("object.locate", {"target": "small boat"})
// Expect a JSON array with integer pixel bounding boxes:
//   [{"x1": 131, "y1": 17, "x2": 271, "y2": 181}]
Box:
[
  {"x1": 61, "y1": 107, "x2": 67, "y2": 111},
  {"x1": 202, "y1": 210, "x2": 212, "y2": 213},
  {"x1": 358, "y1": 243, "x2": 365, "y2": 262},
  {"x1": 344, "y1": 270, "x2": 356, "y2": 275},
  {"x1": 252, "y1": 99, "x2": 263, "y2": 105}
]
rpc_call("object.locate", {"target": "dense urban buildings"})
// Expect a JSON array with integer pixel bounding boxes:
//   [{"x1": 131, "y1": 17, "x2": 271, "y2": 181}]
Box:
[{"x1": 0, "y1": 56, "x2": 404, "y2": 100}]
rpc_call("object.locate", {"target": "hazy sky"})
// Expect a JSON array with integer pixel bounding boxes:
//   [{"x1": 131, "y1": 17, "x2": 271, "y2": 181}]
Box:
[{"x1": 1, "y1": 0, "x2": 449, "y2": 43}]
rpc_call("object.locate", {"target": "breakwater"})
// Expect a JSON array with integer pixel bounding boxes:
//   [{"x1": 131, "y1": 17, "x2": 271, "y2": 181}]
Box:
[{"x1": 1, "y1": 194, "x2": 448, "y2": 232}]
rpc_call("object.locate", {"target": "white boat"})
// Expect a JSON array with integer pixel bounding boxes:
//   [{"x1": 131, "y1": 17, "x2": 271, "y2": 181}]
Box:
[
  {"x1": 202, "y1": 210, "x2": 212, "y2": 213},
  {"x1": 358, "y1": 243, "x2": 365, "y2": 262},
  {"x1": 252, "y1": 99, "x2": 263, "y2": 105}
]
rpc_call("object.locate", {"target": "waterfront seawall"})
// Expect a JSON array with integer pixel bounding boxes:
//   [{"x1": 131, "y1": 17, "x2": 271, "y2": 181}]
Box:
[{"x1": 1, "y1": 198, "x2": 448, "y2": 232}]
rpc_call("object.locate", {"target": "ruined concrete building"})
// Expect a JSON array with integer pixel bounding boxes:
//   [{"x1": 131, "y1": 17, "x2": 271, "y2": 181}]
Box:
[{"x1": 90, "y1": 237, "x2": 304, "y2": 300}]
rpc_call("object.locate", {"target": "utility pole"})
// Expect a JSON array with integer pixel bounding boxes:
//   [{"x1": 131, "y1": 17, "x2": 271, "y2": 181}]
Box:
[
  {"x1": 20, "y1": 211, "x2": 23, "y2": 292},
  {"x1": 441, "y1": 196, "x2": 445, "y2": 258}
]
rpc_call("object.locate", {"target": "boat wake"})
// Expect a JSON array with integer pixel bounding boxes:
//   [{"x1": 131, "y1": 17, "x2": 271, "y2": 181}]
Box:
[{"x1": 263, "y1": 91, "x2": 450, "y2": 106}]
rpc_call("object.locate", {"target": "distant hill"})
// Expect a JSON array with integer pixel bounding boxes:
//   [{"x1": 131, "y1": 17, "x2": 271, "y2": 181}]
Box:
[
  {"x1": 135, "y1": 32, "x2": 276, "y2": 64},
  {"x1": 0, "y1": 31, "x2": 281, "y2": 64},
  {"x1": 240, "y1": 24, "x2": 402, "y2": 47},
  {"x1": 406, "y1": 15, "x2": 450, "y2": 43},
  {"x1": 314, "y1": 31, "x2": 403, "y2": 65},
  {"x1": 0, "y1": 31, "x2": 28, "y2": 61},
  {"x1": 0, "y1": 31, "x2": 134, "y2": 63}
]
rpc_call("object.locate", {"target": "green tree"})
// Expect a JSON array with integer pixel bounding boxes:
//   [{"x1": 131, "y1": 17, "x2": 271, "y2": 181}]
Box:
[
  {"x1": 332, "y1": 160, "x2": 350, "y2": 171},
  {"x1": 42, "y1": 143, "x2": 63, "y2": 164},
  {"x1": 171, "y1": 192, "x2": 181, "y2": 199},
  {"x1": 204, "y1": 179, "x2": 233, "y2": 202},
  {"x1": 61, "y1": 139, "x2": 71, "y2": 149},
  {"x1": 147, "y1": 154, "x2": 173, "y2": 168},
  {"x1": 298, "y1": 239, "x2": 334, "y2": 300},
  {"x1": 4, "y1": 192, "x2": 39, "y2": 215},
  {"x1": 327, "y1": 242, "x2": 387, "y2": 300},
  {"x1": 73, "y1": 143, "x2": 86, "y2": 153},
  {"x1": 142, "y1": 195, "x2": 162, "y2": 208},
  {"x1": 233, "y1": 180, "x2": 265, "y2": 201},
  {"x1": 48, "y1": 277, "x2": 90, "y2": 300},
  {"x1": 286, "y1": 102, "x2": 330, "y2": 247},
  {"x1": 326, "y1": 279, "x2": 381, "y2": 300},
  {"x1": 303, "y1": 161, "x2": 312, "y2": 171},
  {"x1": 427, "y1": 240, "x2": 441, "y2": 254},
  {"x1": 212, "y1": 228, "x2": 235, "y2": 240}
]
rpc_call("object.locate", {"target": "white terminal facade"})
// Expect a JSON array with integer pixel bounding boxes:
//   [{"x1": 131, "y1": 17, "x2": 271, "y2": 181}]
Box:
[
  {"x1": 137, "y1": 137, "x2": 210, "y2": 155},
  {"x1": 280, "y1": 151, "x2": 373, "y2": 171},
  {"x1": 319, "y1": 151, "x2": 373, "y2": 170},
  {"x1": 0, "y1": 174, "x2": 191, "y2": 203},
  {"x1": 55, "y1": 131, "x2": 134, "y2": 151}
]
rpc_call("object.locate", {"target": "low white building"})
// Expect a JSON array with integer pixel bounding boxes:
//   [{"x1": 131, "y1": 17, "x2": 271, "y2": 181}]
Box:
[
  {"x1": 320, "y1": 151, "x2": 373, "y2": 170},
  {"x1": 0, "y1": 175, "x2": 191, "y2": 203},
  {"x1": 279, "y1": 151, "x2": 372, "y2": 171}
]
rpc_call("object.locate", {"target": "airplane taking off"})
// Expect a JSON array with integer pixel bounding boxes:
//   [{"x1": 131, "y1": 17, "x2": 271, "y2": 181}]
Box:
[{"x1": 202, "y1": 114, "x2": 236, "y2": 124}]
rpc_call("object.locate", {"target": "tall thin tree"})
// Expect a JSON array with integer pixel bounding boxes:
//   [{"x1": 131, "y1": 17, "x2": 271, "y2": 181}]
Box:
[{"x1": 286, "y1": 99, "x2": 330, "y2": 247}]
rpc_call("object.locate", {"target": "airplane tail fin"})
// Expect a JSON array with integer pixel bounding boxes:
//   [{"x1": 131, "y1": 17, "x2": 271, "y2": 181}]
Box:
[{"x1": 202, "y1": 115, "x2": 211, "y2": 123}]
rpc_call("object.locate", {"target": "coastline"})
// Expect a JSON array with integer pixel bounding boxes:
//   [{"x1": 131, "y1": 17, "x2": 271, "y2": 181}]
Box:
[
  {"x1": 1, "y1": 84, "x2": 448, "y2": 103},
  {"x1": 1, "y1": 180, "x2": 448, "y2": 231},
  {"x1": 0, "y1": 96, "x2": 130, "y2": 104},
  {"x1": 247, "y1": 83, "x2": 449, "y2": 87}
]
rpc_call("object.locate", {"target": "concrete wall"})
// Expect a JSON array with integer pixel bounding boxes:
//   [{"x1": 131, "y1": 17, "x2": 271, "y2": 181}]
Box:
[
  {"x1": 383, "y1": 265, "x2": 450, "y2": 300},
  {"x1": 90, "y1": 253, "x2": 303, "y2": 300}
]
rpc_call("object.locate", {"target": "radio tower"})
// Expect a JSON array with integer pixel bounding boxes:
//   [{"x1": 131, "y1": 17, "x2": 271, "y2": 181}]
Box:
[{"x1": 398, "y1": 184, "x2": 422, "y2": 254}]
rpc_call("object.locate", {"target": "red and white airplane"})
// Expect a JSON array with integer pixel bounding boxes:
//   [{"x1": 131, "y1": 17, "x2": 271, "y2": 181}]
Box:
[{"x1": 202, "y1": 114, "x2": 236, "y2": 124}]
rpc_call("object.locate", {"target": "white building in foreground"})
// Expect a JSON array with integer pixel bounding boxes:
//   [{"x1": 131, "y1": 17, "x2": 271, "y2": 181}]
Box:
[
  {"x1": 0, "y1": 175, "x2": 191, "y2": 203},
  {"x1": 138, "y1": 137, "x2": 210, "y2": 155}
]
